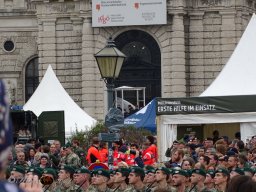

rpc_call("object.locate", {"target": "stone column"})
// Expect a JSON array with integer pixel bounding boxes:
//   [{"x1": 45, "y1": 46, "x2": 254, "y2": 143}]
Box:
[
  {"x1": 81, "y1": 17, "x2": 98, "y2": 118},
  {"x1": 38, "y1": 18, "x2": 57, "y2": 77},
  {"x1": 170, "y1": 13, "x2": 186, "y2": 97}
]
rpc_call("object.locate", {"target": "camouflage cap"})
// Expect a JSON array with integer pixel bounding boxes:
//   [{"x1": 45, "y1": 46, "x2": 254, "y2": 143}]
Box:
[
  {"x1": 92, "y1": 168, "x2": 110, "y2": 178},
  {"x1": 192, "y1": 169, "x2": 206, "y2": 177}
]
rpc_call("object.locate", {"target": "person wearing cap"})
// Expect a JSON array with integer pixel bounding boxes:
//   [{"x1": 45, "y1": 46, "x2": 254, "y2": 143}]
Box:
[
  {"x1": 230, "y1": 168, "x2": 244, "y2": 179},
  {"x1": 42, "y1": 168, "x2": 57, "y2": 192},
  {"x1": 152, "y1": 167, "x2": 176, "y2": 192},
  {"x1": 128, "y1": 167, "x2": 146, "y2": 192},
  {"x1": 64, "y1": 142, "x2": 81, "y2": 168},
  {"x1": 172, "y1": 169, "x2": 187, "y2": 192},
  {"x1": 112, "y1": 168, "x2": 131, "y2": 192},
  {"x1": 107, "y1": 169, "x2": 119, "y2": 190},
  {"x1": 243, "y1": 167, "x2": 255, "y2": 177},
  {"x1": 204, "y1": 170, "x2": 216, "y2": 192},
  {"x1": 8, "y1": 165, "x2": 26, "y2": 185},
  {"x1": 90, "y1": 168, "x2": 111, "y2": 192},
  {"x1": 214, "y1": 168, "x2": 230, "y2": 192},
  {"x1": 56, "y1": 165, "x2": 76, "y2": 191},
  {"x1": 144, "y1": 168, "x2": 157, "y2": 191},
  {"x1": 189, "y1": 169, "x2": 209, "y2": 192},
  {"x1": 73, "y1": 167, "x2": 91, "y2": 192}
]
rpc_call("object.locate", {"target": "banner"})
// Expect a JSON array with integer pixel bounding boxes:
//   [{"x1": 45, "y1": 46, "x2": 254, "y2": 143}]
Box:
[
  {"x1": 92, "y1": 0, "x2": 167, "y2": 27},
  {"x1": 156, "y1": 95, "x2": 256, "y2": 115}
]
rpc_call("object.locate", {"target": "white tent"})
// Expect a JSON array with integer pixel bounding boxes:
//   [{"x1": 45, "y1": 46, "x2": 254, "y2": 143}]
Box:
[
  {"x1": 23, "y1": 65, "x2": 97, "y2": 137},
  {"x1": 157, "y1": 13, "x2": 256, "y2": 161}
]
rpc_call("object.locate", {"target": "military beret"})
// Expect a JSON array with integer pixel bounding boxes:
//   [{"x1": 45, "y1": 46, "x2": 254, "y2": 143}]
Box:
[
  {"x1": 109, "y1": 169, "x2": 116, "y2": 175},
  {"x1": 60, "y1": 165, "x2": 75, "y2": 174},
  {"x1": 215, "y1": 168, "x2": 229, "y2": 176},
  {"x1": 145, "y1": 165, "x2": 155, "y2": 171},
  {"x1": 92, "y1": 168, "x2": 110, "y2": 178},
  {"x1": 75, "y1": 167, "x2": 91, "y2": 175},
  {"x1": 44, "y1": 168, "x2": 57, "y2": 178},
  {"x1": 172, "y1": 169, "x2": 188, "y2": 177},
  {"x1": 116, "y1": 168, "x2": 130, "y2": 175},
  {"x1": 192, "y1": 169, "x2": 206, "y2": 177},
  {"x1": 12, "y1": 165, "x2": 25, "y2": 174},
  {"x1": 207, "y1": 170, "x2": 215, "y2": 178},
  {"x1": 185, "y1": 170, "x2": 192, "y2": 177},
  {"x1": 156, "y1": 167, "x2": 171, "y2": 175},
  {"x1": 130, "y1": 167, "x2": 145, "y2": 177},
  {"x1": 64, "y1": 142, "x2": 72, "y2": 149},
  {"x1": 243, "y1": 167, "x2": 255, "y2": 175},
  {"x1": 29, "y1": 167, "x2": 43, "y2": 177},
  {"x1": 231, "y1": 168, "x2": 244, "y2": 175}
]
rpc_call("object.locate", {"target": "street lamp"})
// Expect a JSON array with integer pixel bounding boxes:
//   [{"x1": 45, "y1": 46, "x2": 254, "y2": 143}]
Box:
[
  {"x1": 94, "y1": 37, "x2": 126, "y2": 168},
  {"x1": 94, "y1": 37, "x2": 126, "y2": 110}
]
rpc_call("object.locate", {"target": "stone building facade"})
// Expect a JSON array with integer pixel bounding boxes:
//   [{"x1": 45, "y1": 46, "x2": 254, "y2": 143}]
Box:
[{"x1": 0, "y1": 0, "x2": 256, "y2": 120}]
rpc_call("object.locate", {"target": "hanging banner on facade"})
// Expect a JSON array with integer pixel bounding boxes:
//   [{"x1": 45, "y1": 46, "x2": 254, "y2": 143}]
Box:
[
  {"x1": 92, "y1": 0, "x2": 167, "y2": 27},
  {"x1": 156, "y1": 95, "x2": 256, "y2": 115}
]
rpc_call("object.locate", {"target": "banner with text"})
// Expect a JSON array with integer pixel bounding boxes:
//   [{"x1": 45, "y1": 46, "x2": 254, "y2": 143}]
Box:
[
  {"x1": 156, "y1": 95, "x2": 256, "y2": 115},
  {"x1": 92, "y1": 0, "x2": 167, "y2": 27}
]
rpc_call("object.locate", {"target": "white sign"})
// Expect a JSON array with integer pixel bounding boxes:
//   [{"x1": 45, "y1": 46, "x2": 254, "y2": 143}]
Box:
[{"x1": 92, "y1": 0, "x2": 167, "y2": 27}]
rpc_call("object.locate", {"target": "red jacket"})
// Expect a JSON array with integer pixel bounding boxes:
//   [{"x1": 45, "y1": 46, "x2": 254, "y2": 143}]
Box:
[{"x1": 86, "y1": 145, "x2": 102, "y2": 165}]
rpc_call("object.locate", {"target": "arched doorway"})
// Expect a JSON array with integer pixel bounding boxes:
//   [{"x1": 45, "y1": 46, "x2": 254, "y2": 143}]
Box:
[
  {"x1": 25, "y1": 57, "x2": 39, "y2": 102},
  {"x1": 114, "y1": 30, "x2": 161, "y2": 107}
]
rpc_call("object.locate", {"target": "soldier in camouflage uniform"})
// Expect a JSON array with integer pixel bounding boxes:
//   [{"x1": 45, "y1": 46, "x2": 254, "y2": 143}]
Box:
[
  {"x1": 189, "y1": 169, "x2": 212, "y2": 192},
  {"x1": 204, "y1": 170, "x2": 217, "y2": 192},
  {"x1": 214, "y1": 168, "x2": 229, "y2": 192},
  {"x1": 55, "y1": 165, "x2": 77, "y2": 192},
  {"x1": 41, "y1": 168, "x2": 58, "y2": 192},
  {"x1": 127, "y1": 167, "x2": 147, "y2": 192},
  {"x1": 144, "y1": 167, "x2": 157, "y2": 191},
  {"x1": 73, "y1": 167, "x2": 92, "y2": 192},
  {"x1": 64, "y1": 143, "x2": 81, "y2": 168},
  {"x1": 172, "y1": 169, "x2": 189, "y2": 192},
  {"x1": 88, "y1": 168, "x2": 111, "y2": 192},
  {"x1": 112, "y1": 168, "x2": 132, "y2": 192}
]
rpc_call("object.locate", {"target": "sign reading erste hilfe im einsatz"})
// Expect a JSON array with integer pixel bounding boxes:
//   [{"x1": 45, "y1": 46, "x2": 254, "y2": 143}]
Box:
[{"x1": 92, "y1": 0, "x2": 167, "y2": 27}]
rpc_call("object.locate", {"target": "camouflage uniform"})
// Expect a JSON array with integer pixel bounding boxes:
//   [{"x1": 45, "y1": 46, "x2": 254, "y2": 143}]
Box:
[
  {"x1": 85, "y1": 185, "x2": 111, "y2": 192},
  {"x1": 65, "y1": 152, "x2": 81, "y2": 168},
  {"x1": 55, "y1": 178, "x2": 76, "y2": 192},
  {"x1": 42, "y1": 181, "x2": 57, "y2": 192},
  {"x1": 111, "y1": 185, "x2": 132, "y2": 192},
  {"x1": 151, "y1": 185, "x2": 177, "y2": 192},
  {"x1": 189, "y1": 186, "x2": 215, "y2": 192},
  {"x1": 126, "y1": 185, "x2": 147, "y2": 192}
]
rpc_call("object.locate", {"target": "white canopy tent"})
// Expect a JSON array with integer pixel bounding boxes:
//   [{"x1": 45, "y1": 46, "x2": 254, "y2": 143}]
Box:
[
  {"x1": 23, "y1": 65, "x2": 97, "y2": 137},
  {"x1": 157, "y1": 13, "x2": 256, "y2": 162}
]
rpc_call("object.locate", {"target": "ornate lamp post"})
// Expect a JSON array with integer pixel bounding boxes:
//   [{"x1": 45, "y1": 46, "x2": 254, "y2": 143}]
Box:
[{"x1": 94, "y1": 38, "x2": 126, "y2": 168}]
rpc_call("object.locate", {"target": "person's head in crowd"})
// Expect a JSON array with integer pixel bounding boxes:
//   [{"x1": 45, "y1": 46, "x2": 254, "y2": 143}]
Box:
[
  {"x1": 72, "y1": 139, "x2": 80, "y2": 148},
  {"x1": 41, "y1": 144, "x2": 50, "y2": 153},
  {"x1": 237, "y1": 154, "x2": 248, "y2": 168},
  {"x1": 178, "y1": 142, "x2": 186, "y2": 150},
  {"x1": 235, "y1": 132, "x2": 241, "y2": 140},
  {"x1": 209, "y1": 154, "x2": 218, "y2": 167},
  {"x1": 38, "y1": 136, "x2": 45, "y2": 145},
  {"x1": 230, "y1": 168, "x2": 244, "y2": 179},
  {"x1": 113, "y1": 139, "x2": 123, "y2": 150},
  {"x1": 235, "y1": 140, "x2": 245, "y2": 151},
  {"x1": 17, "y1": 151, "x2": 26, "y2": 161},
  {"x1": 64, "y1": 143, "x2": 73, "y2": 155},
  {"x1": 9, "y1": 165, "x2": 25, "y2": 183},
  {"x1": 172, "y1": 140, "x2": 179, "y2": 149},
  {"x1": 92, "y1": 169, "x2": 110, "y2": 188},
  {"x1": 8, "y1": 150, "x2": 14, "y2": 161},
  {"x1": 198, "y1": 155, "x2": 210, "y2": 167},
  {"x1": 15, "y1": 143, "x2": 25, "y2": 153},
  {"x1": 218, "y1": 155, "x2": 229, "y2": 167},
  {"x1": 194, "y1": 162, "x2": 206, "y2": 170},
  {"x1": 227, "y1": 175, "x2": 256, "y2": 192},
  {"x1": 49, "y1": 144, "x2": 57, "y2": 154},
  {"x1": 181, "y1": 158, "x2": 195, "y2": 170},
  {"x1": 73, "y1": 167, "x2": 91, "y2": 186},
  {"x1": 92, "y1": 137, "x2": 100, "y2": 147},
  {"x1": 204, "y1": 137, "x2": 213, "y2": 149},
  {"x1": 130, "y1": 143, "x2": 139, "y2": 151},
  {"x1": 204, "y1": 170, "x2": 215, "y2": 189},
  {"x1": 39, "y1": 153, "x2": 49, "y2": 168},
  {"x1": 190, "y1": 169, "x2": 206, "y2": 187},
  {"x1": 27, "y1": 138, "x2": 36, "y2": 146},
  {"x1": 146, "y1": 135, "x2": 155, "y2": 146},
  {"x1": 60, "y1": 147, "x2": 67, "y2": 157},
  {"x1": 172, "y1": 170, "x2": 187, "y2": 190},
  {"x1": 128, "y1": 167, "x2": 145, "y2": 187},
  {"x1": 220, "y1": 136, "x2": 229, "y2": 146},
  {"x1": 243, "y1": 167, "x2": 254, "y2": 178},
  {"x1": 227, "y1": 155, "x2": 238, "y2": 169},
  {"x1": 58, "y1": 165, "x2": 75, "y2": 181},
  {"x1": 215, "y1": 143, "x2": 227, "y2": 156},
  {"x1": 53, "y1": 140, "x2": 61, "y2": 151},
  {"x1": 34, "y1": 142, "x2": 41, "y2": 152},
  {"x1": 197, "y1": 147, "x2": 206, "y2": 157},
  {"x1": 213, "y1": 130, "x2": 219, "y2": 140},
  {"x1": 155, "y1": 167, "x2": 170, "y2": 183},
  {"x1": 144, "y1": 168, "x2": 156, "y2": 185},
  {"x1": 205, "y1": 147, "x2": 216, "y2": 156},
  {"x1": 214, "y1": 168, "x2": 230, "y2": 191},
  {"x1": 114, "y1": 168, "x2": 130, "y2": 185},
  {"x1": 171, "y1": 149, "x2": 184, "y2": 164}
]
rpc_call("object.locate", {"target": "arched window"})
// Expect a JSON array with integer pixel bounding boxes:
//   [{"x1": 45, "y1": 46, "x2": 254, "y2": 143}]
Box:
[
  {"x1": 25, "y1": 57, "x2": 39, "y2": 101},
  {"x1": 114, "y1": 30, "x2": 161, "y2": 106}
]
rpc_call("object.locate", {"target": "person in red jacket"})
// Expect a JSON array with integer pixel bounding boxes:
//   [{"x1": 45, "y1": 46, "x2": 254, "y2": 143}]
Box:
[
  {"x1": 86, "y1": 137, "x2": 102, "y2": 165},
  {"x1": 99, "y1": 142, "x2": 108, "y2": 163},
  {"x1": 145, "y1": 135, "x2": 158, "y2": 162}
]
